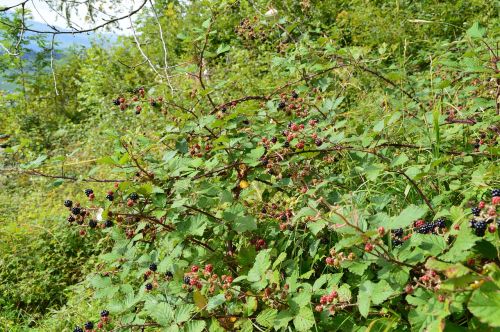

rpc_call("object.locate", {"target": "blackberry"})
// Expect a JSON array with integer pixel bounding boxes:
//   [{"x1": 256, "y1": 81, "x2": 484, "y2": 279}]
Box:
[
  {"x1": 64, "y1": 200, "x2": 73, "y2": 208},
  {"x1": 84, "y1": 322, "x2": 94, "y2": 330},
  {"x1": 88, "y1": 220, "x2": 97, "y2": 228},
  {"x1": 278, "y1": 101, "x2": 286, "y2": 109},
  {"x1": 469, "y1": 219, "x2": 477, "y2": 228},
  {"x1": 67, "y1": 215, "x2": 75, "y2": 223},
  {"x1": 284, "y1": 142, "x2": 290, "y2": 148},
  {"x1": 271, "y1": 136, "x2": 277, "y2": 144},
  {"x1": 100, "y1": 310, "x2": 109, "y2": 317},
  {"x1": 106, "y1": 194, "x2": 114, "y2": 201},
  {"x1": 261, "y1": 158, "x2": 268, "y2": 166},
  {"x1": 129, "y1": 192, "x2": 139, "y2": 201},
  {"x1": 221, "y1": 107, "x2": 227, "y2": 113},
  {"x1": 165, "y1": 271, "x2": 173, "y2": 279},
  {"x1": 145, "y1": 283, "x2": 153, "y2": 291},
  {"x1": 471, "y1": 207, "x2": 481, "y2": 216},
  {"x1": 183, "y1": 276, "x2": 191, "y2": 285},
  {"x1": 473, "y1": 142, "x2": 480, "y2": 149},
  {"x1": 261, "y1": 207, "x2": 267, "y2": 214},
  {"x1": 473, "y1": 220, "x2": 487, "y2": 236},
  {"x1": 105, "y1": 220, "x2": 113, "y2": 228},
  {"x1": 315, "y1": 139, "x2": 323, "y2": 147},
  {"x1": 435, "y1": 218, "x2": 446, "y2": 229},
  {"x1": 417, "y1": 223, "x2": 435, "y2": 234},
  {"x1": 392, "y1": 228, "x2": 403, "y2": 237},
  {"x1": 392, "y1": 238, "x2": 403, "y2": 246},
  {"x1": 84, "y1": 189, "x2": 93, "y2": 197},
  {"x1": 80, "y1": 209, "x2": 87, "y2": 217},
  {"x1": 113, "y1": 99, "x2": 120, "y2": 106},
  {"x1": 291, "y1": 91, "x2": 299, "y2": 99},
  {"x1": 492, "y1": 189, "x2": 500, "y2": 197},
  {"x1": 149, "y1": 263, "x2": 157, "y2": 272},
  {"x1": 281, "y1": 214, "x2": 287, "y2": 222},
  {"x1": 74, "y1": 327, "x2": 84, "y2": 332},
  {"x1": 71, "y1": 207, "x2": 81, "y2": 215},
  {"x1": 150, "y1": 100, "x2": 158, "y2": 107}
]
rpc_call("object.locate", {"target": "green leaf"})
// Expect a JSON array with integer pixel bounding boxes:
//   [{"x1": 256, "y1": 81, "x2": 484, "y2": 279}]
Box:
[
  {"x1": 207, "y1": 294, "x2": 226, "y2": 311},
  {"x1": 216, "y1": 44, "x2": 230, "y2": 55},
  {"x1": 247, "y1": 249, "x2": 271, "y2": 282},
  {"x1": 184, "y1": 320, "x2": 206, "y2": 332},
  {"x1": 381, "y1": 205, "x2": 428, "y2": 229},
  {"x1": 468, "y1": 282, "x2": 500, "y2": 327},
  {"x1": 293, "y1": 306, "x2": 315, "y2": 331},
  {"x1": 233, "y1": 215, "x2": 257, "y2": 233},
  {"x1": 466, "y1": 22, "x2": 486, "y2": 38},
  {"x1": 256, "y1": 308, "x2": 277, "y2": 328},
  {"x1": 175, "y1": 304, "x2": 195, "y2": 323}
]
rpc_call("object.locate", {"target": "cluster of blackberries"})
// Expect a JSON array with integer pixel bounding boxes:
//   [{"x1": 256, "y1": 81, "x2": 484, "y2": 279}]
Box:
[
  {"x1": 73, "y1": 321, "x2": 93, "y2": 332},
  {"x1": 416, "y1": 219, "x2": 446, "y2": 234},
  {"x1": 470, "y1": 219, "x2": 487, "y2": 236},
  {"x1": 492, "y1": 189, "x2": 500, "y2": 197},
  {"x1": 471, "y1": 207, "x2": 481, "y2": 216},
  {"x1": 391, "y1": 228, "x2": 404, "y2": 246}
]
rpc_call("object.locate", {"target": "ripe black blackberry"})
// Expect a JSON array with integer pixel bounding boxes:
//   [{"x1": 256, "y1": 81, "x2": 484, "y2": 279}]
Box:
[
  {"x1": 100, "y1": 310, "x2": 109, "y2": 317},
  {"x1": 74, "y1": 327, "x2": 84, "y2": 332},
  {"x1": 88, "y1": 220, "x2": 97, "y2": 228},
  {"x1": 183, "y1": 276, "x2": 191, "y2": 285},
  {"x1": 261, "y1": 207, "x2": 267, "y2": 214},
  {"x1": 260, "y1": 158, "x2": 268, "y2": 166},
  {"x1": 64, "y1": 200, "x2": 73, "y2": 208},
  {"x1": 145, "y1": 283, "x2": 153, "y2": 291},
  {"x1": 150, "y1": 100, "x2": 158, "y2": 107},
  {"x1": 392, "y1": 228, "x2": 403, "y2": 237},
  {"x1": 291, "y1": 91, "x2": 299, "y2": 99},
  {"x1": 84, "y1": 189, "x2": 93, "y2": 197},
  {"x1": 472, "y1": 220, "x2": 487, "y2": 236},
  {"x1": 113, "y1": 99, "x2": 120, "y2": 106},
  {"x1": 67, "y1": 215, "x2": 75, "y2": 222},
  {"x1": 283, "y1": 141, "x2": 290, "y2": 148},
  {"x1": 392, "y1": 238, "x2": 403, "y2": 246},
  {"x1": 417, "y1": 223, "x2": 435, "y2": 234},
  {"x1": 271, "y1": 136, "x2": 277, "y2": 143},
  {"x1": 221, "y1": 107, "x2": 227, "y2": 113},
  {"x1": 315, "y1": 139, "x2": 323, "y2": 147},
  {"x1": 149, "y1": 263, "x2": 157, "y2": 272},
  {"x1": 471, "y1": 207, "x2": 481, "y2": 216},
  {"x1": 492, "y1": 189, "x2": 500, "y2": 197},
  {"x1": 84, "y1": 322, "x2": 93, "y2": 330},
  {"x1": 104, "y1": 220, "x2": 113, "y2": 228},
  {"x1": 71, "y1": 207, "x2": 81, "y2": 215},
  {"x1": 106, "y1": 194, "x2": 114, "y2": 201},
  {"x1": 80, "y1": 209, "x2": 87, "y2": 217},
  {"x1": 165, "y1": 271, "x2": 173, "y2": 279},
  {"x1": 129, "y1": 192, "x2": 139, "y2": 201},
  {"x1": 435, "y1": 218, "x2": 446, "y2": 229},
  {"x1": 278, "y1": 101, "x2": 286, "y2": 109}
]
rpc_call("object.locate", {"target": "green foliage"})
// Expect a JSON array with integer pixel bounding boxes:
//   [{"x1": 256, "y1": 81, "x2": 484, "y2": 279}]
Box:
[{"x1": 1, "y1": 0, "x2": 499, "y2": 331}]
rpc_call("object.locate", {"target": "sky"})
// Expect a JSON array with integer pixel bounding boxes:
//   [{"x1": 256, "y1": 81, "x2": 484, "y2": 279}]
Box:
[{"x1": 2, "y1": 0, "x2": 141, "y2": 35}]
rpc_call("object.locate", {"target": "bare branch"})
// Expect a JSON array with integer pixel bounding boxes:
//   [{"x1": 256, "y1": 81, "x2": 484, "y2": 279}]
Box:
[
  {"x1": 50, "y1": 33, "x2": 59, "y2": 95},
  {"x1": 148, "y1": 0, "x2": 175, "y2": 94}
]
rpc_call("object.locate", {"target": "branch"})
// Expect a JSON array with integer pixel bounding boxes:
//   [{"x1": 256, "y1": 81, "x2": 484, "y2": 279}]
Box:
[
  {"x1": 0, "y1": 0, "x2": 28, "y2": 12},
  {"x1": 1, "y1": 169, "x2": 124, "y2": 183},
  {"x1": 50, "y1": 33, "x2": 59, "y2": 95},
  {"x1": 0, "y1": 0, "x2": 148, "y2": 35}
]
